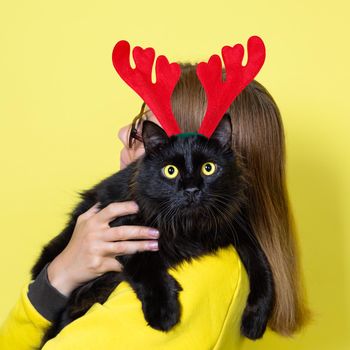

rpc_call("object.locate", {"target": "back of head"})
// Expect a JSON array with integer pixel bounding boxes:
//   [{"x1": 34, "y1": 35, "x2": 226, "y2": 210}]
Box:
[{"x1": 170, "y1": 63, "x2": 312, "y2": 336}]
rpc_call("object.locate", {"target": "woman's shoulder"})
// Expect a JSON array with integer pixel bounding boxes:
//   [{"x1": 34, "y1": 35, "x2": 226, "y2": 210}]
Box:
[
  {"x1": 169, "y1": 245, "x2": 247, "y2": 293},
  {"x1": 43, "y1": 246, "x2": 249, "y2": 349},
  {"x1": 108, "y1": 245, "x2": 248, "y2": 309},
  {"x1": 169, "y1": 245, "x2": 250, "y2": 348}
]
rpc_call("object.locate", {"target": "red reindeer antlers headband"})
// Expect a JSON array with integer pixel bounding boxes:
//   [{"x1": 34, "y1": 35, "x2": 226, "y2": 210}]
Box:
[{"x1": 112, "y1": 36, "x2": 266, "y2": 138}]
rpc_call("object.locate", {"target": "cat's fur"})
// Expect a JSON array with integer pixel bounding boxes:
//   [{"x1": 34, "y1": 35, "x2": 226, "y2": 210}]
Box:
[{"x1": 31, "y1": 115, "x2": 275, "y2": 348}]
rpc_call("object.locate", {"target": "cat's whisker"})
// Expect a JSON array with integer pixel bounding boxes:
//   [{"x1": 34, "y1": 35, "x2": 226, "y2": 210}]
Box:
[
  {"x1": 211, "y1": 197, "x2": 260, "y2": 251},
  {"x1": 210, "y1": 196, "x2": 260, "y2": 251},
  {"x1": 231, "y1": 213, "x2": 260, "y2": 251},
  {"x1": 208, "y1": 201, "x2": 237, "y2": 242},
  {"x1": 205, "y1": 205, "x2": 219, "y2": 243},
  {"x1": 205, "y1": 195, "x2": 244, "y2": 249},
  {"x1": 159, "y1": 200, "x2": 181, "y2": 241},
  {"x1": 217, "y1": 207, "x2": 239, "y2": 248}
]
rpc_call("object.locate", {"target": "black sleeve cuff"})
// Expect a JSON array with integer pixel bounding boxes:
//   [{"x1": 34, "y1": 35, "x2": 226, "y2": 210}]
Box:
[{"x1": 27, "y1": 262, "x2": 69, "y2": 322}]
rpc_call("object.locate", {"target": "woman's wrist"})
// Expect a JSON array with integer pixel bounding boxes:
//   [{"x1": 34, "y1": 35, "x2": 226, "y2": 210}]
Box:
[
  {"x1": 47, "y1": 256, "x2": 79, "y2": 297},
  {"x1": 27, "y1": 262, "x2": 70, "y2": 322}
]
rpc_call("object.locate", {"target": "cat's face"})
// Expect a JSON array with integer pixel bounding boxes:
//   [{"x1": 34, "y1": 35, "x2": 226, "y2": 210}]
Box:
[{"x1": 134, "y1": 115, "x2": 245, "y2": 235}]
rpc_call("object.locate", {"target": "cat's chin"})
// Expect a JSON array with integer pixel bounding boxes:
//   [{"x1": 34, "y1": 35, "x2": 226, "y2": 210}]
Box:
[{"x1": 177, "y1": 204, "x2": 205, "y2": 216}]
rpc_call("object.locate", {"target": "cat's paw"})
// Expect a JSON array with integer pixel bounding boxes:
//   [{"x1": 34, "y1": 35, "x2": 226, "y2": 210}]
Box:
[
  {"x1": 141, "y1": 277, "x2": 182, "y2": 332},
  {"x1": 241, "y1": 303, "x2": 269, "y2": 340},
  {"x1": 143, "y1": 294, "x2": 181, "y2": 331}
]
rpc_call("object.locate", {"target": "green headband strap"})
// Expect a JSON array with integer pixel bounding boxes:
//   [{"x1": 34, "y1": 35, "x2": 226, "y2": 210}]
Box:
[{"x1": 176, "y1": 132, "x2": 206, "y2": 139}]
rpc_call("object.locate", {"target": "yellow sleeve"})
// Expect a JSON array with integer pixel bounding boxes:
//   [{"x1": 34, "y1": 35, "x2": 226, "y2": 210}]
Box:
[
  {"x1": 0, "y1": 246, "x2": 249, "y2": 350},
  {"x1": 0, "y1": 281, "x2": 52, "y2": 350}
]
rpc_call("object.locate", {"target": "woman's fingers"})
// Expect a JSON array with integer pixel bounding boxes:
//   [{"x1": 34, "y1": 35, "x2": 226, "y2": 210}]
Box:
[
  {"x1": 93, "y1": 201, "x2": 139, "y2": 225},
  {"x1": 102, "y1": 257, "x2": 124, "y2": 272},
  {"x1": 78, "y1": 202, "x2": 101, "y2": 221},
  {"x1": 102, "y1": 225, "x2": 159, "y2": 241},
  {"x1": 103, "y1": 240, "x2": 159, "y2": 256}
]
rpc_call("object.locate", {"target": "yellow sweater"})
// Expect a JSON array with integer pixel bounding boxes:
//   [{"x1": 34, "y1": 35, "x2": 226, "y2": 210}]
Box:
[{"x1": 0, "y1": 246, "x2": 249, "y2": 349}]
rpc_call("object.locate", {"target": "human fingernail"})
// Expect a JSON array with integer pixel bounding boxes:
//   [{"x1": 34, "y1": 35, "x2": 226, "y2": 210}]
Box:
[
  {"x1": 149, "y1": 229, "x2": 159, "y2": 237},
  {"x1": 148, "y1": 241, "x2": 159, "y2": 250},
  {"x1": 91, "y1": 203, "x2": 100, "y2": 211},
  {"x1": 132, "y1": 202, "x2": 139, "y2": 211}
]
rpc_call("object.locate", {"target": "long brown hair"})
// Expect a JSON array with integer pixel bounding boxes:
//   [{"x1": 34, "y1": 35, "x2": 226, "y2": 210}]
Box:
[{"x1": 168, "y1": 63, "x2": 312, "y2": 336}]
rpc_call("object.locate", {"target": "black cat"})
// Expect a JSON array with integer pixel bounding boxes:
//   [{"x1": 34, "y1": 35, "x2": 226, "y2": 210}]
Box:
[{"x1": 31, "y1": 114, "x2": 274, "y2": 348}]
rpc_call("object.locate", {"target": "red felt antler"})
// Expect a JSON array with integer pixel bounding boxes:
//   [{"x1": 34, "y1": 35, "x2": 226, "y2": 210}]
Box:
[
  {"x1": 197, "y1": 36, "x2": 266, "y2": 138},
  {"x1": 112, "y1": 40, "x2": 182, "y2": 136}
]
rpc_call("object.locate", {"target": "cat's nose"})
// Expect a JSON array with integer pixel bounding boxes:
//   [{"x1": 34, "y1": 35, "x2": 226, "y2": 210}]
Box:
[
  {"x1": 184, "y1": 187, "x2": 199, "y2": 194},
  {"x1": 184, "y1": 187, "x2": 200, "y2": 200}
]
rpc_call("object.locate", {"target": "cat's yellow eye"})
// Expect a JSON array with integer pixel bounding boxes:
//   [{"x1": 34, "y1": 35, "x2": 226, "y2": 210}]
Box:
[
  {"x1": 201, "y1": 162, "x2": 216, "y2": 176},
  {"x1": 162, "y1": 165, "x2": 179, "y2": 179}
]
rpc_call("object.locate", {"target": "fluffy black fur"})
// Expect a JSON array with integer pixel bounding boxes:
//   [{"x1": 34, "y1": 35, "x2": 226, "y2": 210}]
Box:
[{"x1": 31, "y1": 115, "x2": 275, "y2": 348}]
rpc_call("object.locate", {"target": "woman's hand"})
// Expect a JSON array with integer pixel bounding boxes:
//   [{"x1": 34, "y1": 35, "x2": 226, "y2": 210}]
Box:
[{"x1": 47, "y1": 201, "x2": 159, "y2": 297}]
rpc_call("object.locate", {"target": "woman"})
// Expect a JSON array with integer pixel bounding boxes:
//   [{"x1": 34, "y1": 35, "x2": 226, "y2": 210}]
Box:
[{"x1": 0, "y1": 64, "x2": 311, "y2": 349}]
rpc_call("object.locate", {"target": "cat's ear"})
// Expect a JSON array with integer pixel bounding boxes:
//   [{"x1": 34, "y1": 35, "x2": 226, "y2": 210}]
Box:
[
  {"x1": 209, "y1": 113, "x2": 232, "y2": 149},
  {"x1": 142, "y1": 120, "x2": 169, "y2": 153}
]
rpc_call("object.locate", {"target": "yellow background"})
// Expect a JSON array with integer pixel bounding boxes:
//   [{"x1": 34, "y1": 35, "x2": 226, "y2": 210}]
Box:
[{"x1": 0, "y1": 1, "x2": 349, "y2": 349}]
